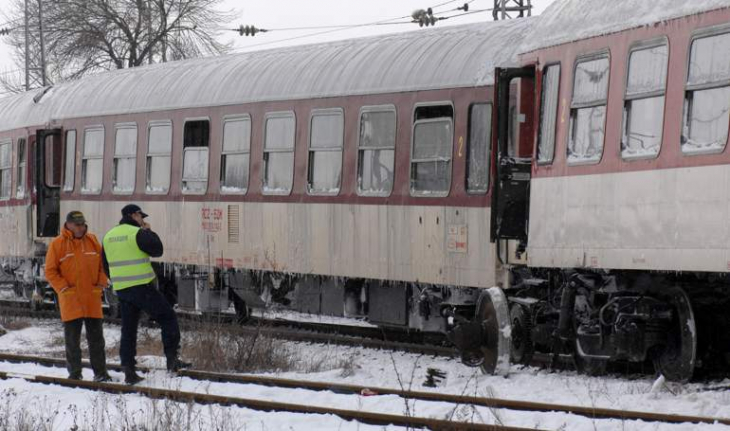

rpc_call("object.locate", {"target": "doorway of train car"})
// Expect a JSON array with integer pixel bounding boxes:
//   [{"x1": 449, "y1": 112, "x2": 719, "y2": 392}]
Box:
[
  {"x1": 34, "y1": 128, "x2": 63, "y2": 238},
  {"x1": 490, "y1": 66, "x2": 535, "y2": 263}
]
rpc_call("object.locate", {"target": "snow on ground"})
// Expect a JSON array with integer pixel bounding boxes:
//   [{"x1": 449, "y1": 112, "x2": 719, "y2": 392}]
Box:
[{"x1": 0, "y1": 321, "x2": 728, "y2": 430}]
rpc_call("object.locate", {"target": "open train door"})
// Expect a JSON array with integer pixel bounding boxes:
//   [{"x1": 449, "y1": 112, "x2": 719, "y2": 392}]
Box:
[
  {"x1": 35, "y1": 128, "x2": 63, "y2": 237},
  {"x1": 490, "y1": 66, "x2": 535, "y2": 256}
]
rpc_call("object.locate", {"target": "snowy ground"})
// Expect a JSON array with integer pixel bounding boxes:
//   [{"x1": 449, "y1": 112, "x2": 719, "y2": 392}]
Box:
[{"x1": 0, "y1": 320, "x2": 728, "y2": 430}]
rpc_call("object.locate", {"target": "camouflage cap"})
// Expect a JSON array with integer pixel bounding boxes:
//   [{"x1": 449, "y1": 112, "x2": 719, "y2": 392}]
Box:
[{"x1": 65, "y1": 211, "x2": 86, "y2": 225}]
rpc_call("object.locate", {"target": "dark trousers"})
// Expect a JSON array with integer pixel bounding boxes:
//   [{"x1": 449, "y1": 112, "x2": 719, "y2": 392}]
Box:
[
  {"x1": 63, "y1": 318, "x2": 107, "y2": 378},
  {"x1": 116, "y1": 281, "x2": 181, "y2": 367}
]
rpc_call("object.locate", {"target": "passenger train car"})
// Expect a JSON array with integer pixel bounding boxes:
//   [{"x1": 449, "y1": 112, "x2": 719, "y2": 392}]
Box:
[
  {"x1": 0, "y1": 19, "x2": 532, "y2": 336},
  {"x1": 3, "y1": 0, "x2": 730, "y2": 383},
  {"x1": 471, "y1": 0, "x2": 730, "y2": 382}
]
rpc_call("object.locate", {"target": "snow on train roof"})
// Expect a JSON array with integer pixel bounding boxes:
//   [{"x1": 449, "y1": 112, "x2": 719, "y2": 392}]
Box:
[
  {"x1": 521, "y1": 0, "x2": 730, "y2": 54},
  {"x1": 0, "y1": 19, "x2": 533, "y2": 133}
]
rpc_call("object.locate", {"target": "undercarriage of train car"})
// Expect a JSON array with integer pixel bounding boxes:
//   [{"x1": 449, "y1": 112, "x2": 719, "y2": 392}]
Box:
[{"x1": 447, "y1": 266, "x2": 730, "y2": 383}]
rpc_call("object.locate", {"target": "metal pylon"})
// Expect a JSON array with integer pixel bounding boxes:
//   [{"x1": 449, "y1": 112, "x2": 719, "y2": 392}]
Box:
[{"x1": 493, "y1": 0, "x2": 532, "y2": 20}]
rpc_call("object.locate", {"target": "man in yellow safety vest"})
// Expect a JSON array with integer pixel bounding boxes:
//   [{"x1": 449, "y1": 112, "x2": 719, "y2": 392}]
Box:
[{"x1": 102, "y1": 204, "x2": 191, "y2": 384}]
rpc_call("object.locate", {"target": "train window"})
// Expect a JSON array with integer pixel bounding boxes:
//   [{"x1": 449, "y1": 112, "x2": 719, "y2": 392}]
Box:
[
  {"x1": 45, "y1": 134, "x2": 63, "y2": 188},
  {"x1": 308, "y1": 109, "x2": 344, "y2": 195},
  {"x1": 682, "y1": 31, "x2": 730, "y2": 155},
  {"x1": 568, "y1": 55, "x2": 609, "y2": 165},
  {"x1": 81, "y1": 127, "x2": 104, "y2": 194},
  {"x1": 411, "y1": 104, "x2": 454, "y2": 196},
  {"x1": 0, "y1": 140, "x2": 10, "y2": 199},
  {"x1": 182, "y1": 119, "x2": 210, "y2": 194},
  {"x1": 16, "y1": 138, "x2": 26, "y2": 198},
  {"x1": 466, "y1": 103, "x2": 492, "y2": 194},
  {"x1": 63, "y1": 130, "x2": 76, "y2": 192},
  {"x1": 622, "y1": 42, "x2": 668, "y2": 159},
  {"x1": 221, "y1": 116, "x2": 251, "y2": 194},
  {"x1": 146, "y1": 122, "x2": 172, "y2": 194},
  {"x1": 263, "y1": 112, "x2": 295, "y2": 195},
  {"x1": 357, "y1": 106, "x2": 396, "y2": 196},
  {"x1": 113, "y1": 124, "x2": 137, "y2": 194},
  {"x1": 537, "y1": 65, "x2": 561, "y2": 164}
]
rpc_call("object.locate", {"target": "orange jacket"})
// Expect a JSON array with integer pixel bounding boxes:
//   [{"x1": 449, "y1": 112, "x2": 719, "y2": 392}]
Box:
[{"x1": 45, "y1": 226, "x2": 109, "y2": 322}]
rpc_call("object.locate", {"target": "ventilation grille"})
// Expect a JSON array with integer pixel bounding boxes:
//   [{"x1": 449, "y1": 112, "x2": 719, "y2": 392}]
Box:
[{"x1": 227, "y1": 205, "x2": 240, "y2": 243}]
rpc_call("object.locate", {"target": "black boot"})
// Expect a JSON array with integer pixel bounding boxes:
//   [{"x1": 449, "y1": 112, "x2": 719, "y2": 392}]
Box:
[
  {"x1": 124, "y1": 366, "x2": 144, "y2": 385},
  {"x1": 94, "y1": 373, "x2": 113, "y2": 383},
  {"x1": 166, "y1": 355, "x2": 192, "y2": 372}
]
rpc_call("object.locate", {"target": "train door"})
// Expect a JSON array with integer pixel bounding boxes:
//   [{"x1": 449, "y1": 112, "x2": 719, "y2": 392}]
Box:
[
  {"x1": 490, "y1": 67, "x2": 535, "y2": 258},
  {"x1": 35, "y1": 128, "x2": 63, "y2": 237}
]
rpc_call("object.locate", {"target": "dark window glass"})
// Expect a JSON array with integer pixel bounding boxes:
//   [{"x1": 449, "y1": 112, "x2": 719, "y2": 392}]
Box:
[
  {"x1": 263, "y1": 113, "x2": 296, "y2": 194},
  {"x1": 568, "y1": 56, "x2": 609, "y2": 164},
  {"x1": 182, "y1": 120, "x2": 209, "y2": 193},
  {"x1": 622, "y1": 44, "x2": 668, "y2": 159},
  {"x1": 63, "y1": 130, "x2": 76, "y2": 192},
  {"x1": 308, "y1": 111, "x2": 343, "y2": 195},
  {"x1": 411, "y1": 105, "x2": 453, "y2": 196},
  {"x1": 682, "y1": 32, "x2": 730, "y2": 154},
  {"x1": 221, "y1": 117, "x2": 251, "y2": 193},
  {"x1": 466, "y1": 103, "x2": 492, "y2": 193},
  {"x1": 358, "y1": 108, "x2": 396, "y2": 196},
  {"x1": 537, "y1": 65, "x2": 560, "y2": 163},
  {"x1": 16, "y1": 138, "x2": 26, "y2": 197}
]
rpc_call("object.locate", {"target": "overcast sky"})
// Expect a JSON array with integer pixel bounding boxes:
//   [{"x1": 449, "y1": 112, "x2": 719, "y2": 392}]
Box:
[{"x1": 0, "y1": 0, "x2": 556, "y2": 87}]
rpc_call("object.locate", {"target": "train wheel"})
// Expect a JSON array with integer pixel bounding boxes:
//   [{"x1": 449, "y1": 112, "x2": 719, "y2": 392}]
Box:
[
  {"x1": 475, "y1": 287, "x2": 511, "y2": 376},
  {"x1": 655, "y1": 286, "x2": 696, "y2": 383},
  {"x1": 509, "y1": 304, "x2": 534, "y2": 366}
]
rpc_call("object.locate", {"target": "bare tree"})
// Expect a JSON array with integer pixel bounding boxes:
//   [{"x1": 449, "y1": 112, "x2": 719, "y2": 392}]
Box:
[{"x1": 1, "y1": 0, "x2": 235, "y2": 93}]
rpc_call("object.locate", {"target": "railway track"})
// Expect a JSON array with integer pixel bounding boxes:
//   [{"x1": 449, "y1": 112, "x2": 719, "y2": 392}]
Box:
[
  {"x1": 0, "y1": 299, "x2": 457, "y2": 357},
  {"x1": 0, "y1": 352, "x2": 727, "y2": 428}
]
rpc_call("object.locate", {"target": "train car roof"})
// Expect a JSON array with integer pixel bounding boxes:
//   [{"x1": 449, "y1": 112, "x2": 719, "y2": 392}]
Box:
[
  {"x1": 520, "y1": 0, "x2": 730, "y2": 54},
  {"x1": 0, "y1": 18, "x2": 533, "y2": 134}
]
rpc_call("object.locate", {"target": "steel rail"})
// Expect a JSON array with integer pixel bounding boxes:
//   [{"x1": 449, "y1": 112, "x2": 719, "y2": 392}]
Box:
[
  {"x1": 0, "y1": 301, "x2": 457, "y2": 357},
  {"x1": 0, "y1": 368, "x2": 540, "y2": 431},
  {"x1": 0, "y1": 353, "x2": 727, "y2": 427}
]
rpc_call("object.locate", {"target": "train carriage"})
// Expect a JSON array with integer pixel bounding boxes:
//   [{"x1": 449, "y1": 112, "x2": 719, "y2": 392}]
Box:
[
  {"x1": 0, "y1": 19, "x2": 533, "y2": 342},
  {"x1": 477, "y1": 0, "x2": 730, "y2": 382}
]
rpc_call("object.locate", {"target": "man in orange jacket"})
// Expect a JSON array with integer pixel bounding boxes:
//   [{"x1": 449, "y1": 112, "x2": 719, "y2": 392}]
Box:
[{"x1": 45, "y1": 211, "x2": 112, "y2": 382}]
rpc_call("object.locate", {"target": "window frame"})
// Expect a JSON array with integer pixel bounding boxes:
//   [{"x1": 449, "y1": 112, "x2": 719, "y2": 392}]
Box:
[
  {"x1": 567, "y1": 51, "x2": 611, "y2": 167},
  {"x1": 262, "y1": 111, "x2": 296, "y2": 196},
  {"x1": 536, "y1": 63, "x2": 562, "y2": 165},
  {"x1": 145, "y1": 120, "x2": 173, "y2": 195},
  {"x1": 15, "y1": 137, "x2": 27, "y2": 198},
  {"x1": 181, "y1": 117, "x2": 211, "y2": 195},
  {"x1": 356, "y1": 104, "x2": 397, "y2": 198},
  {"x1": 409, "y1": 101, "x2": 455, "y2": 198},
  {"x1": 621, "y1": 38, "x2": 669, "y2": 161},
  {"x1": 112, "y1": 122, "x2": 138, "y2": 195},
  {"x1": 62, "y1": 130, "x2": 77, "y2": 192},
  {"x1": 81, "y1": 125, "x2": 105, "y2": 195},
  {"x1": 681, "y1": 25, "x2": 730, "y2": 157},
  {"x1": 0, "y1": 139, "x2": 11, "y2": 201},
  {"x1": 466, "y1": 102, "x2": 493, "y2": 195},
  {"x1": 220, "y1": 114, "x2": 252, "y2": 195},
  {"x1": 307, "y1": 108, "x2": 344, "y2": 196}
]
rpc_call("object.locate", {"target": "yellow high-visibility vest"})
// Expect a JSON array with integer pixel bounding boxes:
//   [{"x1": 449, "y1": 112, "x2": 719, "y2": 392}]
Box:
[{"x1": 102, "y1": 224, "x2": 156, "y2": 291}]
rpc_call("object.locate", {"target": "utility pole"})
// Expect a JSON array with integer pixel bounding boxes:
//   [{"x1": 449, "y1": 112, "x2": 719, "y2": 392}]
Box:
[
  {"x1": 23, "y1": 0, "x2": 49, "y2": 90},
  {"x1": 37, "y1": 0, "x2": 47, "y2": 87},
  {"x1": 24, "y1": 0, "x2": 30, "y2": 91},
  {"x1": 493, "y1": 0, "x2": 532, "y2": 20}
]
